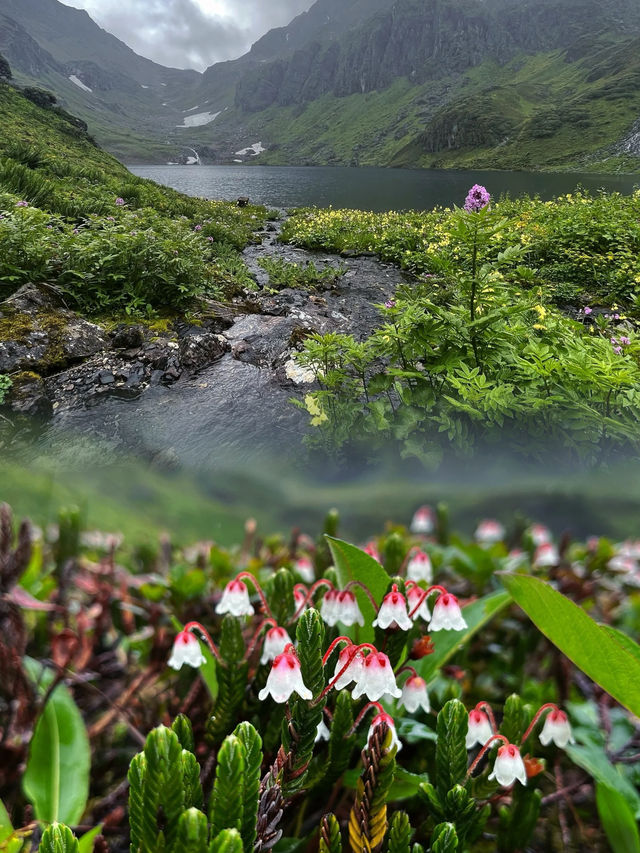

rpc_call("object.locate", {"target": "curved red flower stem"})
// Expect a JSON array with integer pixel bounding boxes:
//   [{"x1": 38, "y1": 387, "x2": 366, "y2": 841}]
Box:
[
  {"x1": 520, "y1": 702, "x2": 559, "y2": 744},
  {"x1": 465, "y1": 734, "x2": 509, "y2": 781},
  {"x1": 344, "y1": 580, "x2": 380, "y2": 610},
  {"x1": 322, "y1": 635, "x2": 353, "y2": 665},
  {"x1": 236, "y1": 571, "x2": 275, "y2": 620},
  {"x1": 314, "y1": 642, "x2": 378, "y2": 704},
  {"x1": 244, "y1": 618, "x2": 277, "y2": 660},
  {"x1": 407, "y1": 584, "x2": 449, "y2": 619},
  {"x1": 348, "y1": 701, "x2": 385, "y2": 735},
  {"x1": 395, "y1": 664, "x2": 419, "y2": 679},
  {"x1": 184, "y1": 621, "x2": 222, "y2": 662},
  {"x1": 290, "y1": 578, "x2": 335, "y2": 622},
  {"x1": 475, "y1": 701, "x2": 498, "y2": 734}
]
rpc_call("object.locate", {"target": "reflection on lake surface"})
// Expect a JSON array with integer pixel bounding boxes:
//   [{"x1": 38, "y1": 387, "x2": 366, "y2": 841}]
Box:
[{"x1": 129, "y1": 164, "x2": 640, "y2": 212}]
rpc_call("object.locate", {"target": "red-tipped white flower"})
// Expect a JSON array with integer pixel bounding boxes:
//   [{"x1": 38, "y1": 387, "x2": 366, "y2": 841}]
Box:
[
  {"x1": 407, "y1": 586, "x2": 431, "y2": 622},
  {"x1": 488, "y1": 743, "x2": 527, "y2": 787},
  {"x1": 336, "y1": 590, "x2": 365, "y2": 626},
  {"x1": 295, "y1": 556, "x2": 315, "y2": 583},
  {"x1": 608, "y1": 553, "x2": 637, "y2": 575},
  {"x1": 406, "y1": 549, "x2": 433, "y2": 584},
  {"x1": 474, "y1": 519, "x2": 505, "y2": 545},
  {"x1": 528, "y1": 523, "x2": 552, "y2": 546},
  {"x1": 399, "y1": 675, "x2": 430, "y2": 713},
  {"x1": 466, "y1": 709, "x2": 494, "y2": 749},
  {"x1": 363, "y1": 541, "x2": 381, "y2": 563},
  {"x1": 351, "y1": 652, "x2": 401, "y2": 701},
  {"x1": 320, "y1": 589, "x2": 339, "y2": 625},
  {"x1": 533, "y1": 542, "x2": 559, "y2": 568},
  {"x1": 168, "y1": 630, "x2": 206, "y2": 671},
  {"x1": 504, "y1": 548, "x2": 527, "y2": 572},
  {"x1": 260, "y1": 626, "x2": 292, "y2": 665},
  {"x1": 333, "y1": 644, "x2": 365, "y2": 690},
  {"x1": 216, "y1": 579, "x2": 255, "y2": 616},
  {"x1": 367, "y1": 712, "x2": 402, "y2": 752},
  {"x1": 294, "y1": 586, "x2": 308, "y2": 613},
  {"x1": 373, "y1": 587, "x2": 412, "y2": 631},
  {"x1": 258, "y1": 649, "x2": 312, "y2": 703},
  {"x1": 539, "y1": 709, "x2": 574, "y2": 748},
  {"x1": 410, "y1": 505, "x2": 434, "y2": 535},
  {"x1": 429, "y1": 593, "x2": 467, "y2": 631}
]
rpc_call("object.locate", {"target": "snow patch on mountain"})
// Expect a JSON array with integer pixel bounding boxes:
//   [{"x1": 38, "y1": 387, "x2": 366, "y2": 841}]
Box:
[
  {"x1": 176, "y1": 111, "x2": 221, "y2": 128},
  {"x1": 69, "y1": 75, "x2": 92, "y2": 93}
]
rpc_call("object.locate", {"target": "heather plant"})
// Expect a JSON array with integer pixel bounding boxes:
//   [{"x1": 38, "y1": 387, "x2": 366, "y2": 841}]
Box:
[
  {"x1": 1, "y1": 501, "x2": 639, "y2": 851},
  {"x1": 0, "y1": 374, "x2": 10, "y2": 405}
]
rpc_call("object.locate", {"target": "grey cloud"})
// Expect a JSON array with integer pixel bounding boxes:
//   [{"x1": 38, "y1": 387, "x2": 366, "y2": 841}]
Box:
[{"x1": 62, "y1": 0, "x2": 314, "y2": 70}]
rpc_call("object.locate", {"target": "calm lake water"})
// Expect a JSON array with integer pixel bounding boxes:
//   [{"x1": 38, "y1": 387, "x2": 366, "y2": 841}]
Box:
[{"x1": 129, "y1": 164, "x2": 640, "y2": 211}]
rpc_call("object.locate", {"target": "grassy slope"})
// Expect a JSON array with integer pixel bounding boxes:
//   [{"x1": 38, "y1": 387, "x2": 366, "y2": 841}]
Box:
[{"x1": 197, "y1": 37, "x2": 640, "y2": 173}]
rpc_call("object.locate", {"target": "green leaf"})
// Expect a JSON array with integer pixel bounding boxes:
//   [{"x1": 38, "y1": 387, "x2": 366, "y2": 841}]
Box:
[
  {"x1": 566, "y1": 743, "x2": 640, "y2": 818},
  {"x1": 415, "y1": 591, "x2": 511, "y2": 681},
  {"x1": 77, "y1": 825, "x2": 103, "y2": 853},
  {"x1": 431, "y1": 822, "x2": 459, "y2": 853},
  {"x1": 326, "y1": 536, "x2": 390, "y2": 643},
  {"x1": 209, "y1": 735, "x2": 246, "y2": 838},
  {"x1": 499, "y1": 573, "x2": 640, "y2": 717},
  {"x1": 0, "y1": 800, "x2": 22, "y2": 853},
  {"x1": 435, "y1": 700, "x2": 468, "y2": 799},
  {"x1": 232, "y1": 722, "x2": 263, "y2": 853},
  {"x1": 209, "y1": 828, "x2": 243, "y2": 853},
  {"x1": 387, "y1": 811, "x2": 411, "y2": 853},
  {"x1": 599, "y1": 625, "x2": 640, "y2": 664},
  {"x1": 38, "y1": 823, "x2": 79, "y2": 853},
  {"x1": 596, "y1": 783, "x2": 640, "y2": 853},
  {"x1": 176, "y1": 808, "x2": 208, "y2": 853},
  {"x1": 22, "y1": 661, "x2": 90, "y2": 825}
]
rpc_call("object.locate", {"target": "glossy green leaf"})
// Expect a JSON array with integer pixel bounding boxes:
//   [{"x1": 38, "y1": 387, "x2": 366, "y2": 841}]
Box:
[
  {"x1": 77, "y1": 825, "x2": 103, "y2": 853},
  {"x1": 326, "y1": 536, "x2": 390, "y2": 643},
  {"x1": 596, "y1": 783, "x2": 640, "y2": 853},
  {"x1": 22, "y1": 660, "x2": 90, "y2": 825},
  {"x1": 566, "y1": 743, "x2": 640, "y2": 818},
  {"x1": 415, "y1": 591, "x2": 511, "y2": 681},
  {"x1": 499, "y1": 573, "x2": 640, "y2": 717},
  {"x1": 599, "y1": 625, "x2": 640, "y2": 664}
]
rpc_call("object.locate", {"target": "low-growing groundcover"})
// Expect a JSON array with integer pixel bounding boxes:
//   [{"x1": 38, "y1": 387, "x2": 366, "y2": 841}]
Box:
[
  {"x1": 283, "y1": 188, "x2": 640, "y2": 465},
  {"x1": 1, "y1": 501, "x2": 639, "y2": 852}
]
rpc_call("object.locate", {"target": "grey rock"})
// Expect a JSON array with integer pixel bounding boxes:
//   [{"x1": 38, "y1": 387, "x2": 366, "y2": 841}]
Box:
[
  {"x1": 111, "y1": 324, "x2": 145, "y2": 349},
  {"x1": 178, "y1": 331, "x2": 228, "y2": 371}
]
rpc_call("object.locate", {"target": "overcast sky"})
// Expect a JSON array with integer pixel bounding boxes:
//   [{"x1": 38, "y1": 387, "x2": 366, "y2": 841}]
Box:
[{"x1": 59, "y1": 0, "x2": 314, "y2": 70}]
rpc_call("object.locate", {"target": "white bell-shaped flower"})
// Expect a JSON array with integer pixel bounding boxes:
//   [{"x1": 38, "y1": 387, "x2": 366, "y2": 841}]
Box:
[
  {"x1": 367, "y1": 712, "x2": 402, "y2": 752},
  {"x1": 533, "y1": 542, "x2": 559, "y2": 567},
  {"x1": 216, "y1": 579, "x2": 254, "y2": 617},
  {"x1": 474, "y1": 519, "x2": 505, "y2": 545},
  {"x1": 333, "y1": 644, "x2": 365, "y2": 690},
  {"x1": 320, "y1": 589, "x2": 339, "y2": 626},
  {"x1": 488, "y1": 743, "x2": 527, "y2": 787},
  {"x1": 260, "y1": 626, "x2": 292, "y2": 665},
  {"x1": 335, "y1": 590, "x2": 365, "y2": 626},
  {"x1": 429, "y1": 593, "x2": 467, "y2": 632},
  {"x1": 399, "y1": 675, "x2": 430, "y2": 713},
  {"x1": 258, "y1": 650, "x2": 312, "y2": 703},
  {"x1": 466, "y1": 709, "x2": 494, "y2": 749},
  {"x1": 168, "y1": 630, "x2": 206, "y2": 671},
  {"x1": 295, "y1": 556, "x2": 315, "y2": 583},
  {"x1": 406, "y1": 549, "x2": 433, "y2": 584},
  {"x1": 528, "y1": 523, "x2": 552, "y2": 546},
  {"x1": 410, "y1": 505, "x2": 434, "y2": 535},
  {"x1": 407, "y1": 586, "x2": 431, "y2": 622},
  {"x1": 373, "y1": 587, "x2": 413, "y2": 631},
  {"x1": 351, "y1": 652, "x2": 401, "y2": 702},
  {"x1": 539, "y1": 709, "x2": 574, "y2": 749}
]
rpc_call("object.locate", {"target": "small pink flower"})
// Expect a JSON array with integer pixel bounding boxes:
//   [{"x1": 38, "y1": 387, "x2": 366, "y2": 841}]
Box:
[
  {"x1": 489, "y1": 743, "x2": 527, "y2": 786},
  {"x1": 410, "y1": 505, "x2": 434, "y2": 534},
  {"x1": 258, "y1": 649, "x2": 312, "y2": 703},
  {"x1": 207, "y1": 235, "x2": 214, "y2": 242},
  {"x1": 260, "y1": 626, "x2": 292, "y2": 664},
  {"x1": 16, "y1": 200, "x2": 29, "y2": 207},
  {"x1": 539, "y1": 709, "x2": 574, "y2": 748},
  {"x1": 363, "y1": 541, "x2": 381, "y2": 563},
  {"x1": 613, "y1": 346, "x2": 622, "y2": 355},
  {"x1": 215, "y1": 579, "x2": 254, "y2": 617},
  {"x1": 115, "y1": 197, "x2": 125, "y2": 206},
  {"x1": 294, "y1": 556, "x2": 315, "y2": 583},
  {"x1": 373, "y1": 586, "x2": 412, "y2": 631},
  {"x1": 533, "y1": 542, "x2": 559, "y2": 568},
  {"x1": 528, "y1": 524, "x2": 551, "y2": 546},
  {"x1": 466, "y1": 709, "x2": 494, "y2": 749},
  {"x1": 407, "y1": 585, "x2": 431, "y2": 621},
  {"x1": 620, "y1": 336, "x2": 631, "y2": 346},
  {"x1": 429, "y1": 593, "x2": 467, "y2": 631},
  {"x1": 168, "y1": 630, "x2": 206, "y2": 670},
  {"x1": 351, "y1": 652, "x2": 401, "y2": 701},
  {"x1": 335, "y1": 590, "x2": 365, "y2": 626},
  {"x1": 611, "y1": 337, "x2": 618, "y2": 345},
  {"x1": 474, "y1": 519, "x2": 505, "y2": 545},
  {"x1": 399, "y1": 675, "x2": 430, "y2": 713},
  {"x1": 367, "y1": 712, "x2": 402, "y2": 752},
  {"x1": 333, "y1": 644, "x2": 365, "y2": 690},
  {"x1": 583, "y1": 306, "x2": 593, "y2": 315},
  {"x1": 406, "y1": 549, "x2": 433, "y2": 583},
  {"x1": 194, "y1": 224, "x2": 202, "y2": 231}
]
